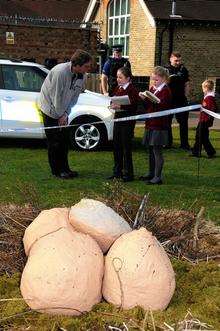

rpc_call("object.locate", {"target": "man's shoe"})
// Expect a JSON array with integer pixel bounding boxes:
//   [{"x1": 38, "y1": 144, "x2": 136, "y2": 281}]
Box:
[
  {"x1": 147, "y1": 177, "x2": 163, "y2": 185},
  {"x1": 56, "y1": 172, "x2": 73, "y2": 179},
  {"x1": 122, "y1": 176, "x2": 134, "y2": 182},
  {"x1": 139, "y1": 174, "x2": 153, "y2": 181},
  {"x1": 147, "y1": 179, "x2": 163, "y2": 185},
  {"x1": 67, "y1": 170, "x2": 78, "y2": 178}
]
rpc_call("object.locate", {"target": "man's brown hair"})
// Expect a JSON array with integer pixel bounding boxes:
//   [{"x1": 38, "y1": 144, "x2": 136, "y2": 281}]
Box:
[
  {"x1": 170, "y1": 51, "x2": 181, "y2": 58},
  {"x1": 71, "y1": 49, "x2": 92, "y2": 66}
]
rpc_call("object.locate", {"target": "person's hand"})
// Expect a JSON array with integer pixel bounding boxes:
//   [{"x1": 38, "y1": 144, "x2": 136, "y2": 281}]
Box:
[
  {"x1": 58, "y1": 113, "x2": 68, "y2": 126},
  {"x1": 110, "y1": 102, "x2": 121, "y2": 110},
  {"x1": 139, "y1": 92, "x2": 146, "y2": 100},
  {"x1": 103, "y1": 92, "x2": 109, "y2": 96}
]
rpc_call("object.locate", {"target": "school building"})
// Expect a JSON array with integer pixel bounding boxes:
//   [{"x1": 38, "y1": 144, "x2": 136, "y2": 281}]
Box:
[{"x1": 84, "y1": 0, "x2": 220, "y2": 102}]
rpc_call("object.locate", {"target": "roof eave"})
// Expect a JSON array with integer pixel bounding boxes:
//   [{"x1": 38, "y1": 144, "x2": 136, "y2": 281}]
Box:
[
  {"x1": 83, "y1": 0, "x2": 99, "y2": 23},
  {"x1": 139, "y1": 0, "x2": 156, "y2": 28},
  {"x1": 155, "y1": 17, "x2": 220, "y2": 26}
]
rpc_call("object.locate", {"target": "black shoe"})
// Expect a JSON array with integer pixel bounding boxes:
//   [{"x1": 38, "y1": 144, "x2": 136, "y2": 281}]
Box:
[
  {"x1": 207, "y1": 154, "x2": 216, "y2": 159},
  {"x1": 122, "y1": 176, "x2": 134, "y2": 182},
  {"x1": 147, "y1": 179, "x2": 163, "y2": 185},
  {"x1": 139, "y1": 175, "x2": 153, "y2": 181},
  {"x1": 107, "y1": 175, "x2": 122, "y2": 180},
  {"x1": 55, "y1": 172, "x2": 73, "y2": 179},
  {"x1": 67, "y1": 170, "x2": 78, "y2": 178}
]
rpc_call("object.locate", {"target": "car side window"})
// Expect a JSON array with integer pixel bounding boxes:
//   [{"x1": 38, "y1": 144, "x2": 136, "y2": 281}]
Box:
[{"x1": 2, "y1": 65, "x2": 46, "y2": 92}]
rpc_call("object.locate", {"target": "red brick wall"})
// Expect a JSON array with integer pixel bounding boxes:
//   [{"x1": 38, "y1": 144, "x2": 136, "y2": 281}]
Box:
[{"x1": 0, "y1": 24, "x2": 98, "y2": 65}]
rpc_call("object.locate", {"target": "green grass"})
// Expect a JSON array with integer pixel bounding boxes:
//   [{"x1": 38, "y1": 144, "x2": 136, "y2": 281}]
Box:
[
  {"x1": 0, "y1": 126, "x2": 219, "y2": 330},
  {"x1": 0, "y1": 127, "x2": 219, "y2": 224},
  {"x1": 0, "y1": 260, "x2": 219, "y2": 330}
]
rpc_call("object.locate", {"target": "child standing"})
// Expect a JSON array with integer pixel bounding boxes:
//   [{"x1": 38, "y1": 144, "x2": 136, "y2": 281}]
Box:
[
  {"x1": 191, "y1": 79, "x2": 217, "y2": 158},
  {"x1": 139, "y1": 66, "x2": 172, "y2": 184},
  {"x1": 108, "y1": 67, "x2": 139, "y2": 182}
]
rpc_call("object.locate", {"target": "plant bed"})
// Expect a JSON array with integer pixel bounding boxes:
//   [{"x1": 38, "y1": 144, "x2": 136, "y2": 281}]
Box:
[{"x1": 0, "y1": 186, "x2": 219, "y2": 330}]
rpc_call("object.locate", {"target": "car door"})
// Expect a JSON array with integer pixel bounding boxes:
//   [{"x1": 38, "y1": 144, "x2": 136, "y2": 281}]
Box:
[{"x1": 0, "y1": 64, "x2": 47, "y2": 138}]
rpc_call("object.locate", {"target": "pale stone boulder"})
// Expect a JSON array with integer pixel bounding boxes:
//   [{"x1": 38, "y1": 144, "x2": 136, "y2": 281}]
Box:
[
  {"x1": 20, "y1": 228, "x2": 104, "y2": 315},
  {"x1": 102, "y1": 227, "x2": 175, "y2": 310},
  {"x1": 23, "y1": 208, "x2": 70, "y2": 256},
  {"x1": 69, "y1": 199, "x2": 131, "y2": 253}
]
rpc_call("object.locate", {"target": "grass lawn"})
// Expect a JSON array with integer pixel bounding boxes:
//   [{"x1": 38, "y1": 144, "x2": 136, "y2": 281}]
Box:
[
  {"x1": 0, "y1": 127, "x2": 219, "y2": 224},
  {"x1": 0, "y1": 126, "x2": 219, "y2": 330}
]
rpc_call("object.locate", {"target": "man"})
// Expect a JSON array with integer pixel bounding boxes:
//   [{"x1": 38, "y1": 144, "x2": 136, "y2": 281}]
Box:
[
  {"x1": 39, "y1": 49, "x2": 92, "y2": 179},
  {"x1": 165, "y1": 51, "x2": 190, "y2": 150},
  {"x1": 101, "y1": 44, "x2": 131, "y2": 96}
]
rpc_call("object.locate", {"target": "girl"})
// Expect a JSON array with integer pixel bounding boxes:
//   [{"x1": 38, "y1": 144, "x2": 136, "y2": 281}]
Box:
[
  {"x1": 108, "y1": 67, "x2": 139, "y2": 182},
  {"x1": 139, "y1": 66, "x2": 172, "y2": 184}
]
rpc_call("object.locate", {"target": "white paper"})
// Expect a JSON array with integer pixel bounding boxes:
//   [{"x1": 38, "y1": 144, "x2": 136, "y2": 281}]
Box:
[
  {"x1": 84, "y1": 90, "x2": 130, "y2": 106},
  {"x1": 84, "y1": 89, "x2": 110, "y2": 101},
  {"x1": 110, "y1": 95, "x2": 130, "y2": 105}
]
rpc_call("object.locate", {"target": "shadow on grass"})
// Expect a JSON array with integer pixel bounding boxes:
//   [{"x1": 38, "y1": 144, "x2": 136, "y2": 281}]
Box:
[{"x1": 0, "y1": 138, "x2": 47, "y2": 149}]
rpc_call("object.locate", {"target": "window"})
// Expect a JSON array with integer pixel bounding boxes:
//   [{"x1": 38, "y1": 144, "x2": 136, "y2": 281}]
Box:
[
  {"x1": 108, "y1": 0, "x2": 130, "y2": 57},
  {"x1": 1, "y1": 65, "x2": 47, "y2": 92}
]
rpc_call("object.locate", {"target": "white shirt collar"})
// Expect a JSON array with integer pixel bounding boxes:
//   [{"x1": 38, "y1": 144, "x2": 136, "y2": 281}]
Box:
[
  {"x1": 153, "y1": 82, "x2": 166, "y2": 94},
  {"x1": 204, "y1": 91, "x2": 215, "y2": 99},
  {"x1": 119, "y1": 82, "x2": 130, "y2": 90}
]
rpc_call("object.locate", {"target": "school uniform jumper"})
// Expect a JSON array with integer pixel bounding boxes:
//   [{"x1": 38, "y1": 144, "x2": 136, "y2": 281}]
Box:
[
  {"x1": 112, "y1": 83, "x2": 139, "y2": 179},
  {"x1": 191, "y1": 93, "x2": 217, "y2": 157}
]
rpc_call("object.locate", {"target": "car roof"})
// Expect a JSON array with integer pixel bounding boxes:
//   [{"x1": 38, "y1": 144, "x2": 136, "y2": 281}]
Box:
[{"x1": 0, "y1": 59, "x2": 45, "y2": 68}]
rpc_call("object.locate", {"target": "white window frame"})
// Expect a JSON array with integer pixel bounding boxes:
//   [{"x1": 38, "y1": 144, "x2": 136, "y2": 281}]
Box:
[{"x1": 107, "y1": 0, "x2": 130, "y2": 57}]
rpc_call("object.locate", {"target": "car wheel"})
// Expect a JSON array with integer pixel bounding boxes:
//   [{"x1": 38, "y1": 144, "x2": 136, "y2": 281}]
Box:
[{"x1": 69, "y1": 116, "x2": 107, "y2": 151}]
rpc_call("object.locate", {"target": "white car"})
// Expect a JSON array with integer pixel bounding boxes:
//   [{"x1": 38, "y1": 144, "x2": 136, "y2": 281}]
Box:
[{"x1": 0, "y1": 59, "x2": 114, "y2": 150}]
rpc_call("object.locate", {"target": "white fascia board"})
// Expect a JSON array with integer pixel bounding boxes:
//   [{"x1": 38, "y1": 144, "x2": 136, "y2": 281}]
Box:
[
  {"x1": 84, "y1": 0, "x2": 98, "y2": 22},
  {"x1": 138, "y1": 0, "x2": 156, "y2": 28}
]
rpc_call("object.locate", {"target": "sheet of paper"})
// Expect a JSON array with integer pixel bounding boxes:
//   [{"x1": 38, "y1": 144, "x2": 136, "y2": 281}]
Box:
[
  {"x1": 110, "y1": 95, "x2": 130, "y2": 105},
  {"x1": 84, "y1": 89, "x2": 110, "y2": 100},
  {"x1": 84, "y1": 90, "x2": 130, "y2": 106}
]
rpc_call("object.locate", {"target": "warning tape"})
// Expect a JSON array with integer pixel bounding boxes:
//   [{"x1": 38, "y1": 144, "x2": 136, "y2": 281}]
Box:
[
  {"x1": 0, "y1": 104, "x2": 219, "y2": 133},
  {"x1": 201, "y1": 107, "x2": 220, "y2": 120}
]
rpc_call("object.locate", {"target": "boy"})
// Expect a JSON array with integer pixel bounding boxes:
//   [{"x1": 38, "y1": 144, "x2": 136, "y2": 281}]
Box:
[{"x1": 191, "y1": 79, "x2": 217, "y2": 158}]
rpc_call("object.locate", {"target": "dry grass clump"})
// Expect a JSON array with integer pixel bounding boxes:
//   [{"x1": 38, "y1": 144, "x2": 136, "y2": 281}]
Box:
[
  {"x1": 0, "y1": 182, "x2": 219, "y2": 276},
  {"x1": 98, "y1": 182, "x2": 220, "y2": 262},
  {"x1": 163, "y1": 310, "x2": 216, "y2": 330},
  {"x1": 0, "y1": 204, "x2": 39, "y2": 275}
]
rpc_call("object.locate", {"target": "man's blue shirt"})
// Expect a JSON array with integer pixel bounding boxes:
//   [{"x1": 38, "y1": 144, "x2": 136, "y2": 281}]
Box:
[{"x1": 102, "y1": 59, "x2": 111, "y2": 76}]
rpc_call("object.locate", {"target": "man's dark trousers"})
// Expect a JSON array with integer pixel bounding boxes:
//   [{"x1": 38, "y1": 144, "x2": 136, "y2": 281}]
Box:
[
  {"x1": 113, "y1": 122, "x2": 135, "y2": 177},
  {"x1": 42, "y1": 112, "x2": 70, "y2": 175},
  {"x1": 176, "y1": 111, "x2": 189, "y2": 149}
]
